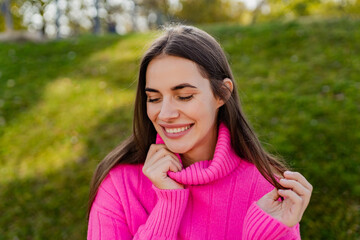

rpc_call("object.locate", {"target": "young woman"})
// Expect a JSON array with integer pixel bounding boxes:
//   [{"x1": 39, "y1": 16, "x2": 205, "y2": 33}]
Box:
[{"x1": 87, "y1": 25, "x2": 312, "y2": 240}]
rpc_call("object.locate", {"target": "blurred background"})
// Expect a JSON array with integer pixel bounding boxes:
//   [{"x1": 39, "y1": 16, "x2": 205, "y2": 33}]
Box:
[
  {"x1": 0, "y1": 0, "x2": 359, "y2": 239},
  {"x1": 1, "y1": 0, "x2": 360, "y2": 38}
]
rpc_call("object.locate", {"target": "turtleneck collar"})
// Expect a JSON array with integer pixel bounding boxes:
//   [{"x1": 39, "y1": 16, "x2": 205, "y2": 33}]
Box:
[{"x1": 155, "y1": 123, "x2": 241, "y2": 185}]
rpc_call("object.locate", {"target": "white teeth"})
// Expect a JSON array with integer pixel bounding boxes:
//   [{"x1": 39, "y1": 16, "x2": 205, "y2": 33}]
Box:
[{"x1": 165, "y1": 125, "x2": 191, "y2": 134}]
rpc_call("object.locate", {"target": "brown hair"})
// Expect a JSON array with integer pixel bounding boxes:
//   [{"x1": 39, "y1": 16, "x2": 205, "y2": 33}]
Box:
[{"x1": 87, "y1": 24, "x2": 289, "y2": 218}]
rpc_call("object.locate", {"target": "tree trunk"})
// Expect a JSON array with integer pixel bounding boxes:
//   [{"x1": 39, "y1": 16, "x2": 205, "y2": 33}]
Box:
[
  {"x1": 1, "y1": 0, "x2": 14, "y2": 32},
  {"x1": 55, "y1": 0, "x2": 61, "y2": 39},
  {"x1": 93, "y1": 0, "x2": 101, "y2": 34},
  {"x1": 251, "y1": 0, "x2": 266, "y2": 25},
  {"x1": 131, "y1": 3, "x2": 138, "y2": 32}
]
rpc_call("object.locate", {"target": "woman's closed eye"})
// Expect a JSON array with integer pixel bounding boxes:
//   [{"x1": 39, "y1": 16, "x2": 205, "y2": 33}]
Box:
[
  {"x1": 147, "y1": 95, "x2": 194, "y2": 103},
  {"x1": 178, "y1": 95, "x2": 194, "y2": 101},
  {"x1": 147, "y1": 97, "x2": 160, "y2": 103}
]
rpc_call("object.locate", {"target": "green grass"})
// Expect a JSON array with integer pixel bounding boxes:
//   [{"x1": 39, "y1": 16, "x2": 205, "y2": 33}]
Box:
[{"x1": 0, "y1": 19, "x2": 359, "y2": 239}]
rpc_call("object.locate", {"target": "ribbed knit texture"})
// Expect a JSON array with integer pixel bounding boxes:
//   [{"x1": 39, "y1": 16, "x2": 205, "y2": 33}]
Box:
[
  {"x1": 156, "y1": 123, "x2": 240, "y2": 185},
  {"x1": 88, "y1": 123, "x2": 301, "y2": 239}
]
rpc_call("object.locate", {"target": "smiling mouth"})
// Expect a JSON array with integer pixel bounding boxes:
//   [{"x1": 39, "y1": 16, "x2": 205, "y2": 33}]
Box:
[{"x1": 164, "y1": 125, "x2": 191, "y2": 134}]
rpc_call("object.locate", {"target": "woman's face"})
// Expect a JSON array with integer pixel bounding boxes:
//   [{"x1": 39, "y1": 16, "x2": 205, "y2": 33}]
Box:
[{"x1": 145, "y1": 55, "x2": 224, "y2": 159}]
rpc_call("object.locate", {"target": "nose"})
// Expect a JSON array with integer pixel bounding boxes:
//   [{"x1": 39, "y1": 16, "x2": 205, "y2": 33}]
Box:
[{"x1": 158, "y1": 98, "x2": 179, "y2": 121}]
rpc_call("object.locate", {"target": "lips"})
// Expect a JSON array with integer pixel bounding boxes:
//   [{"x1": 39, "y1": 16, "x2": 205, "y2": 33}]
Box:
[
  {"x1": 164, "y1": 124, "x2": 192, "y2": 133},
  {"x1": 159, "y1": 123, "x2": 194, "y2": 139}
]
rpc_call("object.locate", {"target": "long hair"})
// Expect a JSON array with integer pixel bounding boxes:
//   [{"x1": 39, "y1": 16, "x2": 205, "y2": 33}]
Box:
[{"x1": 87, "y1": 25, "x2": 289, "y2": 218}]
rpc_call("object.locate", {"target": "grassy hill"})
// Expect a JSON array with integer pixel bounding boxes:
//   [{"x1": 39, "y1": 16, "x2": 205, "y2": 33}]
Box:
[{"x1": 0, "y1": 18, "x2": 359, "y2": 239}]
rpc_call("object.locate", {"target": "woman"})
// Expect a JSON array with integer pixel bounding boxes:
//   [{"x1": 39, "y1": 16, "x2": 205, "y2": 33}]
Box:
[{"x1": 87, "y1": 25, "x2": 312, "y2": 240}]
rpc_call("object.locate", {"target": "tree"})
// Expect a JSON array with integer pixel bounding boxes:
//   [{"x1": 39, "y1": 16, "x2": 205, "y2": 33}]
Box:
[
  {"x1": 175, "y1": 0, "x2": 232, "y2": 24},
  {"x1": 251, "y1": 0, "x2": 266, "y2": 24},
  {"x1": 93, "y1": 0, "x2": 100, "y2": 34},
  {"x1": 1, "y1": 0, "x2": 14, "y2": 32}
]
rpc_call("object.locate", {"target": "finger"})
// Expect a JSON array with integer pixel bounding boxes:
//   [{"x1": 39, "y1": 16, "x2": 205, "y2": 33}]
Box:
[
  {"x1": 145, "y1": 146, "x2": 169, "y2": 167},
  {"x1": 151, "y1": 148, "x2": 180, "y2": 165},
  {"x1": 147, "y1": 144, "x2": 166, "y2": 158},
  {"x1": 165, "y1": 155, "x2": 183, "y2": 172},
  {"x1": 279, "y1": 179, "x2": 310, "y2": 197},
  {"x1": 146, "y1": 157, "x2": 170, "y2": 178},
  {"x1": 265, "y1": 188, "x2": 281, "y2": 201},
  {"x1": 145, "y1": 144, "x2": 166, "y2": 167},
  {"x1": 279, "y1": 178, "x2": 311, "y2": 210},
  {"x1": 278, "y1": 189, "x2": 303, "y2": 214},
  {"x1": 166, "y1": 154, "x2": 182, "y2": 172},
  {"x1": 147, "y1": 155, "x2": 182, "y2": 175},
  {"x1": 144, "y1": 144, "x2": 167, "y2": 171},
  {"x1": 146, "y1": 155, "x2": 182, "y2": 173},
  {"x1": 284, "y1": 171, "x2": 313, "y2": 192}
]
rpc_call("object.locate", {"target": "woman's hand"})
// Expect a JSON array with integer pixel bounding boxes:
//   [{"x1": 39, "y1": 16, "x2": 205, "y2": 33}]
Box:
[
  {"x1": 142, "y1": 144, "x2": 184, "y2": 190},
  {"x1": 257, "y1": 171, "x2": 313, "y2": 227}
]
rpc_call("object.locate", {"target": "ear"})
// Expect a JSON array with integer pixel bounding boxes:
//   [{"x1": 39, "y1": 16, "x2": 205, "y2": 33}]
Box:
[
  {"x1": 216, "y1": 78, "x2": 233, "y2": 108},
  {"x1": 223, "y1": 78, "x2": 233, "y2": 95}
]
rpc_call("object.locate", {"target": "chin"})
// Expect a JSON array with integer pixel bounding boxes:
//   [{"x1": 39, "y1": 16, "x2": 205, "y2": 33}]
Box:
[{"x1": 164, "y1": 140, "x2": 193, "y2": 154}]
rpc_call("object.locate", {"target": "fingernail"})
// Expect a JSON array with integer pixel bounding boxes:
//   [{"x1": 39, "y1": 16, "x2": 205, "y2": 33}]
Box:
[{"x1": 284, "y1": 171, "x2": 292, "y2": 174}]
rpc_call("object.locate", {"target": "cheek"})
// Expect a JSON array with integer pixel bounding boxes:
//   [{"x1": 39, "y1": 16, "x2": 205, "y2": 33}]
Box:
[
  {"x1": 177, "y1": 100, "x2": 204, "y2": 120},
  {"x1": 190, "y1": 97, "x2": 219, "y2": 119},
  {"x1": 146, "y1": 104, "x2": 158, "y2": 121}
]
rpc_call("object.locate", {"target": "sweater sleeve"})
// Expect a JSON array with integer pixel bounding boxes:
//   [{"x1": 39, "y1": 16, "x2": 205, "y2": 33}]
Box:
[
  {"x1": 87, "y1": 174, "x2": 189, "y2": 240},
  {"x1": 242, "y1": 168, "x2": 301, "y2": 240},
  {"x1": 242, "y1": 201, "x2": 300, "y2": 240}
]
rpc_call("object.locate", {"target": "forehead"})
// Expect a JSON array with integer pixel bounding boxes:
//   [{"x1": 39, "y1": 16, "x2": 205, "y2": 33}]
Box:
[{"x1": 145, "y1": 55, "x2": 207, "y2": 89}]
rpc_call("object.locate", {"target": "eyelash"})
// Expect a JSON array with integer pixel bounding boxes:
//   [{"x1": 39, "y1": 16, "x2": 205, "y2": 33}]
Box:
[
  {"x1": 147, "y1": 95, "x2": 194, "y2": 103},
  {"x1": 147, "y1": 98, "x2": 159, "y2": 103},
  {"x1": 178, "y1": 95, "x2": 194, "y2": 101}
]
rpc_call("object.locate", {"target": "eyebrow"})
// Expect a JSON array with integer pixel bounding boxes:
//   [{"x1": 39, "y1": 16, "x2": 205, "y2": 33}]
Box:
[{"x1": 145, "y1": 83, "x2": 197, "y2": 92}]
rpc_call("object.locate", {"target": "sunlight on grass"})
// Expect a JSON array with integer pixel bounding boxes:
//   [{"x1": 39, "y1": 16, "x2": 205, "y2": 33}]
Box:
[
  {"x1": 0, "y1": 76, "x2": 135, "y2": 183},
  {"x1": 86, "y1": 33, "x2": 157, "y2": 63}
]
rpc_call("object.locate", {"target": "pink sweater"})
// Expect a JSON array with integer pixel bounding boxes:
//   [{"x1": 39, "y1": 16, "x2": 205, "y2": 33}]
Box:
[{"x1": 87, "y1": 123, "x2": 300, "y2": 239}]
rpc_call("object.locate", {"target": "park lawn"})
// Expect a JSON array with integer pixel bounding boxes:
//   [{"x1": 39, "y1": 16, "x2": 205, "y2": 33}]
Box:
[{"x1": 0, "y1": 18, "x2": 359, "y2": 239}]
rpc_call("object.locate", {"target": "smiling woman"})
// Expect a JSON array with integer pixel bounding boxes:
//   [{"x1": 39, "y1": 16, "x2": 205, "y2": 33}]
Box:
[
  {"x1": 145, "y1": 55, "x2": 232, "y2": 168},
  {"x1": 87, "y1": 25, "x2": 312, "y2": 239}
]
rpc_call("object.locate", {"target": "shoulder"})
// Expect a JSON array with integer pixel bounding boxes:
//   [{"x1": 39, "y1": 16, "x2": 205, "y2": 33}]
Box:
[
  {"x1": 108, "y1": 162, "x2": 144, "y2": 179},
  {"x1": 96, "y1": 163, "x2": 145, "y2": 197},
  {"x1": 93, "y1": 163, "x2": 147, "y2": 210},
  {"x1": 105, "y1": 163, "x2": 147, "y2": 191}
]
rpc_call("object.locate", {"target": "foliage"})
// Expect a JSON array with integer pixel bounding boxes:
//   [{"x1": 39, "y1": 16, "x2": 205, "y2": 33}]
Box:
[
  {"x1": 174, "y1": 0, "x2": 246, "y2": 24},
  {"x1": 0, "y1": 0, "x2": 25, "y2": 32},
  {"x1": 262, "y1": 0, "x2": 360, "y2": 21},
  {"x1": 1, "y1": 0, "x2": 360, "y2": 35},
  {"x1": 0, "y1": 19, "x2": 359, "y2": 239}
]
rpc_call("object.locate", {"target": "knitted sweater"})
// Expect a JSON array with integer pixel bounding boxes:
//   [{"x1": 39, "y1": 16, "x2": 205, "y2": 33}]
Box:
[{"x1": 87, "y1": 123, "x2": 300, "y2": 239}]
